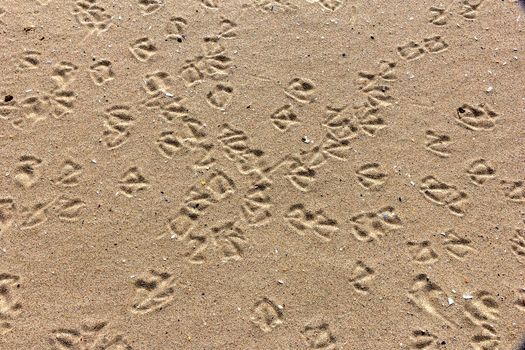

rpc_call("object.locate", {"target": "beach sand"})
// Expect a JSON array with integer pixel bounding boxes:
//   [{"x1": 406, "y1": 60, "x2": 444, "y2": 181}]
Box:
[{"x1": 0, "y1": 0, "x2": 524, "y2": 349}]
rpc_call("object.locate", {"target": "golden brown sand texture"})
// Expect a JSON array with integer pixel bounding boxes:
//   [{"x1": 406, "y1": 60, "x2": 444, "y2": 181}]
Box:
[{"x1": 0, "y1": 0, "x2": 525, "y2": 349}]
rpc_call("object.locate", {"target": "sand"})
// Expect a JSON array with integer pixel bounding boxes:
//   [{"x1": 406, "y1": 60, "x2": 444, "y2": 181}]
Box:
[{"x1": 0, "y1": 0, "x2": 524, "y2": 349}]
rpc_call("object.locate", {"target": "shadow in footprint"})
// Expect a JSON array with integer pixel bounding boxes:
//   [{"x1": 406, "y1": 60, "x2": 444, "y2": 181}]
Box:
[{"x1": 516, "y1": 335, "x2": 525, "y2": 350}]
